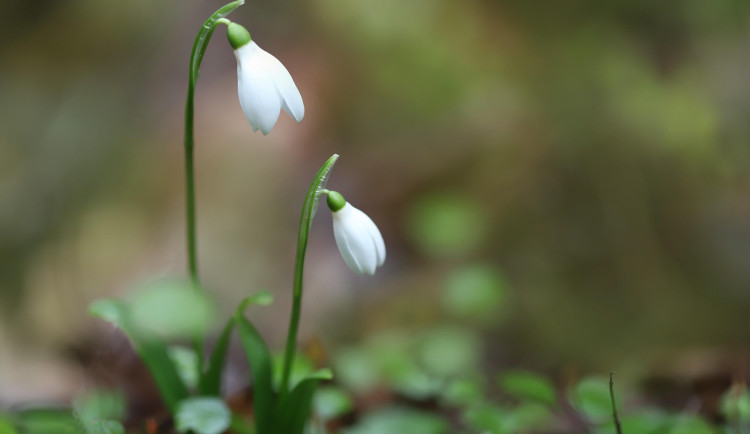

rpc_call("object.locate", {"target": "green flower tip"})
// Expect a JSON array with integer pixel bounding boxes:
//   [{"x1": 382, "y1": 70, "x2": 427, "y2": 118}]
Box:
[
  {"x1": 326, "y1": 191, "x2": 346, "y2": 212},
  {"x1": 227, "y1": 23, "x2": 251, "y2": 50}
]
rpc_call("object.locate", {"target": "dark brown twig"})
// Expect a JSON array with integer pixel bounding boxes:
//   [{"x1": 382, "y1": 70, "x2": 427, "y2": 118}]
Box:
[{"x1": 610, "y1": 372, "x2": 623, "y2": 434}]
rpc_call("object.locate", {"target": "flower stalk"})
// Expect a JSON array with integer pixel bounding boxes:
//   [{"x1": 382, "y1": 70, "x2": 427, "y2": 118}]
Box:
[{"x1": 280, "y1": 154, "x2": 339, "y2": 394}]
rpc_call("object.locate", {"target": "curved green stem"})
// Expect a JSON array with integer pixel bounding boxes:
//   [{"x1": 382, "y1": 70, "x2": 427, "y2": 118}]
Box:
[
  {"x1": 280, "y1": 154, "x2": 339, "y2": 394},
  {"x1": 183, "y1": 0, "x2": 245, "y2": 286},
  {"x1": 184, "y1": 0, "x2": 245, "y2": 370}
]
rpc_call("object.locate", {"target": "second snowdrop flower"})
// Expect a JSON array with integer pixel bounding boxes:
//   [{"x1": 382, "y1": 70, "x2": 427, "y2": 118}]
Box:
[
  {"x1": 326, "y1": 191, "x2": 385, "y2": 275},
  {"x1": 226, "y1": 23, "x2": 304, "y2": 135}
]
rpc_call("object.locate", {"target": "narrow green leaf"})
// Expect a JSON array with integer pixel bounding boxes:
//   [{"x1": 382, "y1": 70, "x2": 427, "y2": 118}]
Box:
[
  {"x1": 169, "y1": 346, "x2": 200, "y2": 391},
  {"x1": 175, "y1": 397, "x2": 231, "y2": 434},
  {"x1": 274, "y1": 369, "x2": 332, "y2": 434},
  {"x1": 189, "y1": 0, "x2": 245, "y2": 84},
  {"x1": 89, "y1": 298, "x2": 189, "y2": 414},
  {"x1": 199, "y1": 292, "x2": 273, "y2": 396},
  {"x1": 235, "y1": 313, "x2": 275, "y2": 434},
  {"x1": 199, "y1": 319, "x2": 233, "y2": 396}
]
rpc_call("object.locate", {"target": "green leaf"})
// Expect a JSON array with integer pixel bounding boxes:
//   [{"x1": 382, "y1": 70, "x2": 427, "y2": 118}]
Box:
[
  {"x1": 189, "y1": 1, "x2": 245, "y2": 84},
  {"x1": 332, "y1": 347, "x2": 380, "y2": 393},
  {"x1": 568, "y1": 376, "x2": 613, "y2": 421},
  {"x1": 596, "y1": 410, "x2": 671, "y2": 434},
  {"x1": 0, "y1": 415, "x2": 17, "y2": 434},
  {"x1": 274, "y1": 370, "x2": 333, "y2": 434},
  {"x1": 462, "y1": 403, "x2": 506, "y2": 434},
  {"x1": 720, "y1": 386, "x2": 750, "y2": 422},
  {"x1": 502, "y1": 402, "x2": 553, "y2": 432},
  {"x1": 128, "y1": 278, "x2": 216, "y2": 341},
  {"x1": 169, "y1": 346, "x2": 200, "y2": 391},
  {"x1": 199, "y1": 292, "x2": 274, "y2": 397},
  {"x1": 345, "y1": 407, "x2": 448, "y2": 434},
  {"x1": 235, "y1": 312, "x2": 275, "y2": 434},
  {"x1": 89, "y1": 299, "x2": 127, "y2": 328},
  {"x1": 406, "y1": 192, "x2": 489, "y2": 258},
  {"x1": 667, "y1": 415, "x2": 719, "y2": 434},
  {"x1": 441, "y1": 265, "x2": 507, "y2": 323},
  {"x1": 498, "y1": 370, "x2": 557, "y2": 406},
  {"x1": 175, "y1": 397, "x2": 231, "y2": 434},
  {"x1": 199, "y1": 318, "x2": 233, "y2": 397},
  {"x1": 229, "y1": 414, "x2": 255, "y2": 434},
  {"x1": 440, "y1": 377, "x2": 484, "y2": 407},
  {"x1": 89, "y1": 298, "x2": 189, "y2": 414},
  {"x1": 417, "y1": 326, "x2": 480, "y2": 378},
  {"x1": 81, "y1": 419, "x2": 125, "y2": 434},
  {"x1": 15, "y1": 409, "x2": 81, "y2": 434},
  {"x1": 314, "y1": 386, "x2": 353, "y2": 421},
  {"x1": 73, "y1": 389, "x2": 126, "y2": 424}
]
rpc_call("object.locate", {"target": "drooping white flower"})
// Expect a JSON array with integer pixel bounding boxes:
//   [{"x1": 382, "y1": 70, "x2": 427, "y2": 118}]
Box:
[
  {"x1": 327, "y1": 191, "x2": 385, "y2": 275},
  {"x1": 227, "y1": 23, "x2": 304, "y2": 135}
]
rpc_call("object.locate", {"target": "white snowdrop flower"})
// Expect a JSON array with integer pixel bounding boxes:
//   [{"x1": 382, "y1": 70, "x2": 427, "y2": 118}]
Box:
[
  {"x1": 227, "y1": 23, "x2": 304, "y2": 135},
  {"x1": 327, "y1": 191, "x2": 385, "y2": 275}
]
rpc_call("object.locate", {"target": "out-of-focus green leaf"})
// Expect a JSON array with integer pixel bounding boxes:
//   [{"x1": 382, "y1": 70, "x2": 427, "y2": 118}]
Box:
[
  {"x1": 89, "y1": 299, "x2": 126, "y2": 328},
  {"x1": 73, "y1": 389, "x2": 126, "y2": 424},
  {"x1": 89, "y1": 297, "x2": 189, "y2": 414},
  {"x1": 417, "y1": 326, "x2": 480, "y2": 377},
  {"x1": 274, "y1": 369, "x2": 333, "y2": 434},
  {"x1": 440, "y1": 377, "x2": 484, "y2": 407},
  {"x1": 569, "y1": 376, "x2": 613, "y2": 421},
  {"x1": 498, "y1": 370, "x2": 556, "y2": 406},
  {"x1": 235, "y1": 312, "x2": 275, "y2": 434},
  {"x1": 199, "y1": 292, "x2": 273, "y2": 396},
  {"x1": 441, "y1": 265, "x2": 507, "y2": 323},
  {"x1": 390, "y1": 367, "x2": 443, "y2": 400},
  {"x1": 596, "y1": 410, "x2": 672, "y2": 434},
  {"x1": 503, "y1": 402, "x2": 552, "y2": 432},
  {"x1": 229, "y1": 414, "x2": 255, "y2": 434},
  {"x1": 720, "y1": 386, "x2": 750, "y2": 422},
  {"x1": 128, "y1": 278, "x2": 216, "y2": 341},
  {"x1": 462, "y1": 403, "x2": 506, "y2": 434},
  {"x1": 0, "y1": 415, "x2": 16, "y2": 434},
  {"x1": 667, "y1": 415, "x2": 719, "y2": 434},
  {"x1": 175, "y1": 397, "x2": 231, "y2": 434},
  {"x1": 81, "y1": 419, "x2": 125, "y2": 434},
  {"x1": 333, "y1": 347, "x2": 380, "y2": 393},
  {"x1": 199, "y1": 318, "x2": 233, "y2": 396},
  {"x1": 344, "y1": 407, "x2": 448, "y2": 434},
  {"x1": 169, "y1": 346, "x2": 200, "y2": 391},
  {"x1": 314, "y1": 386, "x2": 353, "y2": 421},
  {"x1": 15, "y1": 409, "x2": 80, "y2": 434},
  {"x1": 406, "y1": 192, "x2": 489, "y2": 258}
]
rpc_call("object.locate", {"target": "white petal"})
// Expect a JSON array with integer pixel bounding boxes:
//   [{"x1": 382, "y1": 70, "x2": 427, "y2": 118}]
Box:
[
  {"x1": 332, "y1": 204, "x2": 379, "y2": 275},
  {"x1": 364, "y1": 215, "x2": 386, "y2": 266},
  {"x1": 255, "y1": 44, "x2": 305, "y2": 122},
  {"x1": 235, "y1": 42, "x2": 283, "y2": 135}
]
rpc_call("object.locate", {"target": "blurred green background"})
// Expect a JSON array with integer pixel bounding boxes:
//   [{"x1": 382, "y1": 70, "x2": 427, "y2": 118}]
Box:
[{"x1": 1, "y1": 0, "x2": 750, "y2": 422}]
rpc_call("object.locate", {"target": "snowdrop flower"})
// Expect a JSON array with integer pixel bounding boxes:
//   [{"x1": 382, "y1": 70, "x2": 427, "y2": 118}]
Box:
[
  {"x1": 226, "y1": 23, "x2": 304, "y2": 135},
  {"x1": 326, "y1": 191, "x2": 385, "y2": 275}
]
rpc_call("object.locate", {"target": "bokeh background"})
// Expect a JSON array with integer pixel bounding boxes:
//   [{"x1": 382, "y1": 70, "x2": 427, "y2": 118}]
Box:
[{"x1": 2, "y1": 0, "x2": 750, "y2": 429}]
